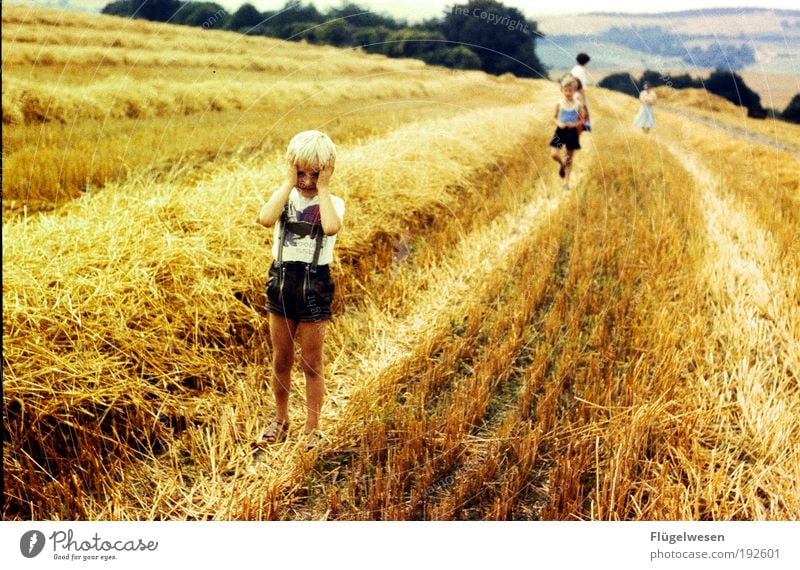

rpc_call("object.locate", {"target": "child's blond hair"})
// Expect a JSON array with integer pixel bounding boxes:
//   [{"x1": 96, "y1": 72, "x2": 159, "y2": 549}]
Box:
[
  {"x1": 286, "y1": 130, "x2": 336, "y2": 171},
  {"x1": 559, "y1": 74, "x2": 579, "y2": 89}
]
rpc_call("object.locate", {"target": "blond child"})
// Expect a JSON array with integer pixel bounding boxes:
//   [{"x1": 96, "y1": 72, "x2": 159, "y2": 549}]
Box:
[
  {"x1": 257, "y1": 130, "x2": 345, "y2": 449},
  {"x1": 550, "y1": 75, "x2": 587, "y2": 191}
]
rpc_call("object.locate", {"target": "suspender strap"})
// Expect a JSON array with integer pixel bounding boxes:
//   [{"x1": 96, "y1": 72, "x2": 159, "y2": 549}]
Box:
[
  {"x1": 276, "y1": 205, "x2": 289, "y2": 267},
  {"x1": 310, "y1": 230, "x2": 324, "y2": 273}
]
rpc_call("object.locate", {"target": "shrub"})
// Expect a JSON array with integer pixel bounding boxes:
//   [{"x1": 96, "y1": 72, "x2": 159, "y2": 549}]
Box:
[
  {"x1": 598, "y1": 72, "x2": 639, "y2": 97},
  {"x1": 781, "y1": 94, "x2": 800, "y2": 124}
]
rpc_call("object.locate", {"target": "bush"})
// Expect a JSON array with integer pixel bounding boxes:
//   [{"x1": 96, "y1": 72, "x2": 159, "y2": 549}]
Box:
[
  {"x1": 781, "y1": 94, "x2": 800, "y2": 124},
  {"x1": 705, "y1": 70, "x2": 765, "y2": 118},
  {"x1": 226, "y1": 3, "x2": 263, "y2": 31},
  {"x1": 598, "y1": 73, "x2": 639, "y2": 97},
  {"x1": 174, "y1": 3, "x2": 228, "y2": 29},
  {"x1": 317, "y1": 20, "x2": 354, "y2": 47},
  {"x1": 438, "y1": 46, "x2": 483, "y2": 70},
  {"x1": 385, "y1": 29, "x2": 447, "y2": 59},
  {"x1": 281, "y1": 21, "x2": 322, "y2": 42},
  {"x1": 639, "y1": 70, "x2": 702, "y2": 90},
  {"x1": 264, "y1": 0, "x2": 323, "y2": 36},
  {"x1": 101, "y1": 1, "x2": 134, "y2": 17},
  {"x1": 130, "y1": 0, "x2": 181, "y2": 22},
  {"x1": 327, "y1": 3, "x2": 398, "y2": 29},
  {"x1": 352, "y1": 27, "x2": 391, "y2": 51}
]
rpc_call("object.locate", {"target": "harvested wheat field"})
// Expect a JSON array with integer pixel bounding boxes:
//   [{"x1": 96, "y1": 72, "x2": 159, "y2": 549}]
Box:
[{"x1": 3, "y1": 4, "x2": 799, "y2": 521}]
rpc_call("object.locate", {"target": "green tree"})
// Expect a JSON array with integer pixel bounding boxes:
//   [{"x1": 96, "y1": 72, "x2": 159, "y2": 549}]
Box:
[
  {"x1": 704, "y1": 70, "x2": 765, "y2": 118},
  {"x1": 174, "y1": 3, "x2": 228, "y2": 28},
  {"x1": 385, "y1": 29, "x2": 446, "y2": 59},
  {"x1": 638, "y1": 70, "x2": 701, "y2": 90},
  {"x1": 781, "y1": 94, "x2": 800, "y2": 124},
  {"x1": 130, "y1": 0, "x2": 181, "y2": 22},
  {"x1": 327, "y1": 3, "x2": 398, "y2": 29},
  {"x1": 438, "y1": 45, "x2": 482, "y2": 69},
  {"x1": 598, "y1": 73, "x2": 639, "y2": 97},
  {"x1": 227, "y1": 3, "x2": 263, "y2": 31},
  {"x1": 101, "y1": 1, "x2": 135, "y2": 17},
  {"x1": 352, "y1": 26, "x2": 391, "y2": 51},
  {"x1": 441, "y1": 0, "x2": 544, "y2": 78},
  {"x1": 282, "y1": 21, "x2": 323, "y2": 42},
  {"x1": 261, "y1": 1, "x2": 323, "y2": 38},
  {"x1": 317, "y1": 20, "x2": 354, "y2": 47}
]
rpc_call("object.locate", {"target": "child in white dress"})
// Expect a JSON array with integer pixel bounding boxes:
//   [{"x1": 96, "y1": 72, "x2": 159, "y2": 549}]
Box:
[{"x1": 633, "y1": 82, "x2": 657, "y2": 133}]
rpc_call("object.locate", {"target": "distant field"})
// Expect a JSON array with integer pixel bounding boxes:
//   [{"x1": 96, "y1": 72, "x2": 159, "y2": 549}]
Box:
[
  {"x1": 536, "y1": 9, "x2": 800, "y2": 37},
  {"x1": 536, "y1": 8, "x2": 800, "y2": 107},
  {"x1": 739, "y1": 70, "x2": 800, "y2": 110}
]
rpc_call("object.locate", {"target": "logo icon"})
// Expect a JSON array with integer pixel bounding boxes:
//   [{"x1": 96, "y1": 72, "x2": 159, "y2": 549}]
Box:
[{"x1": 20, "y1": 530, "x2": 46, "y2": 558}]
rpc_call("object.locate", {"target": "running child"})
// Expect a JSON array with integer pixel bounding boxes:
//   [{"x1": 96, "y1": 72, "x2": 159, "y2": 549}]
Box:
[
  {"x1": 550, "y1": 74, "x2": 587, "y2": 191},
  {"x1": 257, "y1": 130, "x2": 345, "y2": 449}
]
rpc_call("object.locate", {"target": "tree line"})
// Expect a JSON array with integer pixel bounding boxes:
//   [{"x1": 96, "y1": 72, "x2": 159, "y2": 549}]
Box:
[
  {"x1": 598, "y1": 26, "x2": 756, "y2": 70},
  {"x1": 599, "y1": 69, "x2": 800, "y2": 123},
  {"x1": 101, "y1": 0, "x2": 546, "y2": 77}
]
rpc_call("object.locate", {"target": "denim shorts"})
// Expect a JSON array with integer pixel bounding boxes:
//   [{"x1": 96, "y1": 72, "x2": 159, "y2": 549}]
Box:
[{"x1": 266, "y1": 262, "x2": 334, "y2": 322}]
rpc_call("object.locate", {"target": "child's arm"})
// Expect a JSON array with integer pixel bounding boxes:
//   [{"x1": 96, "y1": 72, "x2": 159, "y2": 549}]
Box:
[
  {"x1": 577, "y1": 103, "x2": 588, "y2": 125},
  {"x1": 553, "y1": 104, "x2": 565, "y2": 129},
  {"x1": 316, "y1": 166, "x2": 342, "y2": 236},
  {"x1": 258, "y1": 161, "x2": 296, "y2": 227}
]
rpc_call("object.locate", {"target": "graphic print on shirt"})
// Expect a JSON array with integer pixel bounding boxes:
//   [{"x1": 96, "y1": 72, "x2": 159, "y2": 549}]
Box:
[{"x1": 284, "y1": 203, "x2": 322, "y2": 250}]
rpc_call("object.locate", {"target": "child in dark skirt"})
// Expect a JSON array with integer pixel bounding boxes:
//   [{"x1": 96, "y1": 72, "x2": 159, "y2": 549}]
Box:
[{"x1": 550, "y1": 74, "x2": 587, "y2": 191}]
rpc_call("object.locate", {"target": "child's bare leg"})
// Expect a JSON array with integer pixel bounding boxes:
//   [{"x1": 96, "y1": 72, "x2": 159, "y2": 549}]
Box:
[
  {"x1": 550, "y1": 147, "x2": 564, "y2": 166},
  {"x1": 298, "y1": 320, "x2": 327, "y2": 433},
  {"x1": 269, "y1": 314, "x2": 297, "y2": 424},
  {"x1": 564, "y1": 149, "x2": 575, "y2": 183}
]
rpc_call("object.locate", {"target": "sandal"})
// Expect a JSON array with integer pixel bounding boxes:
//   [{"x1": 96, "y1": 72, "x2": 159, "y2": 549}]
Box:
[
  {"x1": 304, "y1": 429, "x2": 324, "y2": 450},
  {"x1": 259, "y1": 419, "x2": 288, "y2": 444}
]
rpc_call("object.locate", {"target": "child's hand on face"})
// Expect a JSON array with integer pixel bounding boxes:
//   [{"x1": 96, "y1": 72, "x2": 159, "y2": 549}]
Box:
[
  {"x1": 286, "y1": 160, "x2": 298, "y2": 188},
  {"x1": 317, "y1": 166, "x2": 333, "y2": 190}
]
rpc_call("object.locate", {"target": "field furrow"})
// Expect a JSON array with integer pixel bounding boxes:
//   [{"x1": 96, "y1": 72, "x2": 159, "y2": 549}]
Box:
[
  {"x1": 304, "y1": 180, "x2": 571, "y2": 520},
  {"x1": 657, "y1": 133, "x2": 800, "y2": 518}
]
